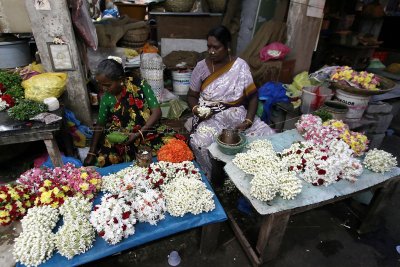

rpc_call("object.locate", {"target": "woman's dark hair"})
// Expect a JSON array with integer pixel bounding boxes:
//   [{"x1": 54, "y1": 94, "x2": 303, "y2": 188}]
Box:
[
  {"x1": 96, "y1": 59, "x2": 124, "y2": 81},
  {"x1": 207, "y1": 25, "x2": 231, "y2": 49}
]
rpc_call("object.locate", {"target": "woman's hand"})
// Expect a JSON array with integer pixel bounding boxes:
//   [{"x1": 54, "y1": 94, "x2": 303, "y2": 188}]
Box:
[
  {"x1": 193, "y1": 106, "x2": 213, "y2": 121},
  {"x1": 235, "y1": 120, "x2": 252, "y2": 131},
  {"x1": 123, "y1": 132, "x2": 140, "y2": 145},
  {"x1": 84, "y1": 154, "x2": 96, "y2": 166}
]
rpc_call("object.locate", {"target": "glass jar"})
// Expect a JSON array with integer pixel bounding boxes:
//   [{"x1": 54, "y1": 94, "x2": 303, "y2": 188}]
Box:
[{"x1": 135, "y1": 145, "x2": 152, "y2": 168}]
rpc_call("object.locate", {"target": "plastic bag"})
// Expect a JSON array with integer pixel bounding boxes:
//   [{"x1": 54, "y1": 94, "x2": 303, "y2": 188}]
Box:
[
  {"x1": 287, "y1": 71, "x2": 311, "y2": 99},
  {"x1": 260, "y1": 42, "x2": 291, "y2": 62},
  {"x1": 23, "y1": 73, "x2": 67, "y2": 102},
  {"x1": 69, "y1": 0, "x2": 98, "y2": 50}
]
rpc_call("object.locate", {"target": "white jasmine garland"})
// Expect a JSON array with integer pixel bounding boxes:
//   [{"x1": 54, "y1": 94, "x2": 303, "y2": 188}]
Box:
[
  {"x1": 163, "y1": 178, "x2": 215, "y2": 217},
  {"x1": 90, "y1": 194, "x2": 137, "y2": 245},
  {"x1": 55, "y1": 218, "x2": 95, "y2": 259},
  {"x1": 14, "y1": 206, "x2": 59, "y2": 267},
  {"x1": 277, "y1": 171, "x2": 303, "y2": 200},
  {"x1": 59, "y1": 196, "x2": 93, "y2": 221},
  {"x1": 232, "y1": 146, "x2": 282, "y2": 175},
  {"x1": 246, "y1": 139, "x2": 274, "y2": 152},
  {"x1": 101, "y1": 165, "x2": 149, "y2": 194},
  {"x1": 197, "y1": 125, "x2": 218, "y2": 136},
  {"x1": 363, "y1": 149, "x2": 397, "y2": 173},
  {"x1": 13, "y1": 229, "x2": 55, "y2": 267},
  {"x1": 131, "y1": 188, "x2": 166, "y2": 225},
  {"x1": 250, "y1": 172, "x2": 280, "y2": 201}
]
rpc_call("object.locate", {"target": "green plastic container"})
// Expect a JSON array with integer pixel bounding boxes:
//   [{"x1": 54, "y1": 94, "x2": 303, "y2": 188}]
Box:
[{"x1": 216, "y1": 133, "x2": 247, "y2": 155}]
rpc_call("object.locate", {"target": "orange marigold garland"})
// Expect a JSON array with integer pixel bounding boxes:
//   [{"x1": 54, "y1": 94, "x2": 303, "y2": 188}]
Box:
[{"x1": 157, "y1": 139, "x2": 194, "y2": 163}]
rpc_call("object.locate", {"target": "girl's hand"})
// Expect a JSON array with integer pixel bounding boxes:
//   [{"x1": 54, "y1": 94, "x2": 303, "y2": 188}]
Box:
[{"x1": 123, "y1": 132, "x2": 140, "y2": 145}]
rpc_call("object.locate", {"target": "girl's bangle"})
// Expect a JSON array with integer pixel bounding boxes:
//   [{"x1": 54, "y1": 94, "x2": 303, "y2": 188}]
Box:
[
  {"x1": 244, "y1": 118, "x2": 253, "y2": 125},
  {"x1": 87, "y1": 152, "x2": 96, "y2": 156},
  {"x1": 192, "y1": 105, "x2": 199, "y2": 113}
]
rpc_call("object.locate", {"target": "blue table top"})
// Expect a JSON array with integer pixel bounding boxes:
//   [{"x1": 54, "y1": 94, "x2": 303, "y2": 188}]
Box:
[{"x1": 18, "y1": 161, "x2": 227, "y2": 267}]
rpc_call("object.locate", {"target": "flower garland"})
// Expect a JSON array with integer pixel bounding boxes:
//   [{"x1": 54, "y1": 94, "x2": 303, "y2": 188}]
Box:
[
  {"x1": 196, "y1": 125, "x2": 218, "y2": 137},
  {"x1": 295, "y1": 114, "x2": 322, "y2": 134},
  {"x1": 55, "y1": 197, "x2": 95, "y2": 259},
  {"x1": 90, "y1": 194, "x2": 137, "y2": 245},
  {"x1": 131, "y1": 188, "x2": 166, "y2": 225},
  {"x1": 363, "y1": 149, "x2": 397, "y2": 173},
  {"x1": 17, "y1": 168, "x2": 52, "y2": 192},
  {"x1": 163, "y1": 178, "x2": 215, "y2": 217},
  {"x1": 146, "y1": 161, "x2": 201, "y2": 189},
  {"x1": 13, "y1": 206, "x2": 59, "y2": 267},
  {"x1": 33, "y1": 179, "x2": 73, "y2": 208},
  {"x1": 330, "y1": 66, "x2": 380, "y2": 91},
  {"x1": 157, "y1": 139, "x2": 194, "y2": 163},
  {"x1": 66, "y1": 166, "x2": 102, "y2": 200},
  {"x1": 0, "y1": 184, "x2": 34, "y2": 226},
  {"x1": 101, "y1": 165, "x2": 149, "y2": 194}
]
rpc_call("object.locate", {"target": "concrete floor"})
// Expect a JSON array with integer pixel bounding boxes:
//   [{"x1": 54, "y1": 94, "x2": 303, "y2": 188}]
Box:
[{"x1": 1, "y1": 136, "x2": 400, "y2": 267}]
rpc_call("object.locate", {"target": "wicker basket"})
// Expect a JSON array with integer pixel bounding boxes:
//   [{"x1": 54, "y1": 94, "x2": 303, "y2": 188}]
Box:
[
  {"x1": 121, "y1": 27, "x2": 149, "y2": 43},
  {"x1": 329, "y1": 74, "x2": 396, "y2": 96},
  {"x1": 164, "y1": 0, "x2": 195, "y2": 12},
  {"x1": 206, "y1": 0, "x2": 226, "y2": 13}
]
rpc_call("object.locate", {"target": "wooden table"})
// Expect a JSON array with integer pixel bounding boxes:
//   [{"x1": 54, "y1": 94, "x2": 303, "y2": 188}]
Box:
[
  {"x1": 208, "y1": 129, "x2": 400, "y2": 267},
  {"x1": 0, "y1": 110, "x2": 63, "y2": 167}
]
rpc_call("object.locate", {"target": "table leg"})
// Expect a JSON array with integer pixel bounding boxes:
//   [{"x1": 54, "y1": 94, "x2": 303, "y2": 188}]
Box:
[
  {"x1": 256, "y1": 212, "x2": 290, "y2": 263},
  {"x1": 358, "y1": 180, "x2": 398, "y2": 234},
  {"x1": 200, "y1": 222, "x2": 221, "y2": 256},
  {"x1": 44, "y1": 136, "x2": 63, "y2": 167}
]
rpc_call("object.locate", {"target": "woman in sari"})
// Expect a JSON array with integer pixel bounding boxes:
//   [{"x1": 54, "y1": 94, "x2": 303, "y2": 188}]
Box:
[
  {"x1": 186, "y1": 26, "x2": 275, "y2": 176},
  {"x1": 84, "y1": 57, "x2": 172, "y2": 167}
]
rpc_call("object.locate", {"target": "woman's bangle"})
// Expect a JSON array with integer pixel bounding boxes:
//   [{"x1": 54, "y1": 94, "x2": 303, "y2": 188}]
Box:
[
  {"x1": 138, "y1": 129, "x2": 145, "y2": 143},
  {"x1": 192, "y1": 105, "x2": 199, "y2": 113},
  {"x1": 244, "y1": 118, "x2": 253, "y2": 125},
  {"x1": 87, "y1": 152, "x2": 96, "y2": 156}
]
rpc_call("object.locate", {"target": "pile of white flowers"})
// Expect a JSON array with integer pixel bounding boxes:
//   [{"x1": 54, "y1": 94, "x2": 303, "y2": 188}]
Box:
[
  {"x1": 131, "y1": 188, "x2": 166, "y2": 225},
  {"x1": 232, "y1": 140, "x2": 282, "y2": 175},
  {"x1": 13, "y1": 206, "x2": 59, "y2": 267},
  {"x1": 363, "y1": 149, "x2": 397, "y2": 173},
  {"x1": 197, "y1": 125, "x2": 218, "y2": 136},
  {"x1": 90, "y1": 194, "x2": 137, "y2": 245},
  {"x1": 163, "y1": 178, "x2": 215, "y2": 217},
  {"x1": 55, "y1": 197, "x2": 95, "y2": 259},
  {"x1": 250, "y1": 170, "x2": 302, "y2": 201},
  {"x1": 101, "y1": 165, "x2": 149, "y2": 194},
  {"x1": 146, "y1": 161, "x2": 201, "y2": 189}
]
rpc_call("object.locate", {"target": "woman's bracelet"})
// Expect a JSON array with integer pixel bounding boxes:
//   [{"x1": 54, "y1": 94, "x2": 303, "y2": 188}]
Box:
[
  {"x1": 87, "y1": 152, "x2": 96, "y2": 156},
  {"x1": 192, "y1": 105, "x2": 199, "y2": 113},
  {"x1": 244, "y1": 118, "x2": 253, "y2": 125}
]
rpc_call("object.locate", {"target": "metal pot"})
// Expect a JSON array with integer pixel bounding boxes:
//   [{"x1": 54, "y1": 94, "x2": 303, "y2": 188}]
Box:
[{"x1": 323, "y1": 101, "x2": 349, "y2": 121}]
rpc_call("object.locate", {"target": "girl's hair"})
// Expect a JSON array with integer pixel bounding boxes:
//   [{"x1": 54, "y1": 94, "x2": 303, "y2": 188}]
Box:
[
  {"x1": 207, "y1": 25, "x2": 231, "y2": 49},
  {"x1": 96, "y1": 59, "x2": 124, "y2": 81}
]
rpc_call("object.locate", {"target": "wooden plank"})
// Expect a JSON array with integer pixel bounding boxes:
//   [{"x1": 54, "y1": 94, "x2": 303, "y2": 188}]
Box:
[
  {"x1": 256, "y1": 212, "x2": 291, "y2": 262},
  {"x1": 0, "y1": 131, "x2": 54, "y2": 145},
  {"x1": 44, "y1": 137, "x2": 63, "y2": 167},
  {"x1": 200, "y1": 222, "x2": 221, "y2": 256},
  {"x1": 226, "y1": 211, "x2": 261, "y2": 267}
]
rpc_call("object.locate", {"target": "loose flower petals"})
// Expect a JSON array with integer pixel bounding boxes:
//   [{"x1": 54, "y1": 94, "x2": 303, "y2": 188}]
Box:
[
  {"x1": 157, "y1": 139, "x2": 194, "y2": 163},
  {"x1": 363, "y1": 149, "x2": 397, "y2": 173}
]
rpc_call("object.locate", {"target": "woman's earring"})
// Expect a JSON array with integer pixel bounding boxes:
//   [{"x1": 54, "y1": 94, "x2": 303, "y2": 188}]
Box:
[{"x1": 120, "y1": 82, "x2": 124, "y2": 86}]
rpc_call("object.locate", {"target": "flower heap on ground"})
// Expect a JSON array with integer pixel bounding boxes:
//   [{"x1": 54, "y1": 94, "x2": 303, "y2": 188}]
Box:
[
  {"x1": 363, "y1": 149, "x2": 397, "y2": 173},
  {"x1": 0, "y1": 184, "x2": 35, "y2": 226},
  {"x1": 330, "y1": 66, "x2": 380, "y2": 91},
  {"x1": 157, "y1": 139, "x2": 194, "y2": 163},
  {"x1": 90, "y1": 194, "x2": 137, "y2": 245},
  {"x1": 17, "y1": 163, "x2": 102, "y2": 208},
  {"x1": 13, "y1": 206, "x2": 59, "y2": 267},
  {"x1": 232, "y1": 139, "x2": 303, "y2": 201},
  {"x1": 296, "y1": 114, "x2": 368, "y2": 156},
  {"x1": 55, "y1": 197, "x2": 95, "y2": 259},
  {"x1": 101, "y1": 165, "x2": 167, "y2": 226}
]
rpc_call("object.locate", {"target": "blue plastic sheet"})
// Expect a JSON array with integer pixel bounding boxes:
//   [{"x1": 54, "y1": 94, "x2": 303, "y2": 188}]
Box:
[
  {"x1": 258, "y1": 82, "x2": 290, "y2": 124},
  {"x1": 18, "y1": 161, "x2": 227, "y2": 267},
  {"x1": 42, "y1": 156, "x2": 82, "y2": 169}
]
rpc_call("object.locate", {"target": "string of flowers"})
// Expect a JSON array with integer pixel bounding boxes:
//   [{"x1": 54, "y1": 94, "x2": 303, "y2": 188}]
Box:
[
  {"x1": 13, "y1": 206, "x2": 59, "y2": 267},
  {"x1": 163, "y1": 177, "x2": 215, "y2": 217},
  {"x1": 33, "y1": 179, "x2": 73, "y2": 208},
  {"x1": 90, "y1": 194, "x2": 137, "y2": 245},
  {"x1": 363, "y1": 149, "x2": 397, "y2": 173},
  {"x1": 55, "y1": 197, "x2": 95, "y2": 259},
  {"x1": 101, "y1": 165, "x2": 149, "y2": 195},
  {"x1": 131, "y1": 188, "x2": 166, "y2": 225},
  {"x1": 146, "y1": 161, "x2": 201, "y2": 189},
  {"x1": 330, "y1": 66, "x2": 380, "y2": 91},
  {"x1": 157, "y1": 139, "x2": 194, "y2": 163},
  {"x1": 66, "y1": 166, "x2": 102, "y2": 200},
  {"x1": 0, "y1": 184, "x2": 35, "y2": 226}
]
